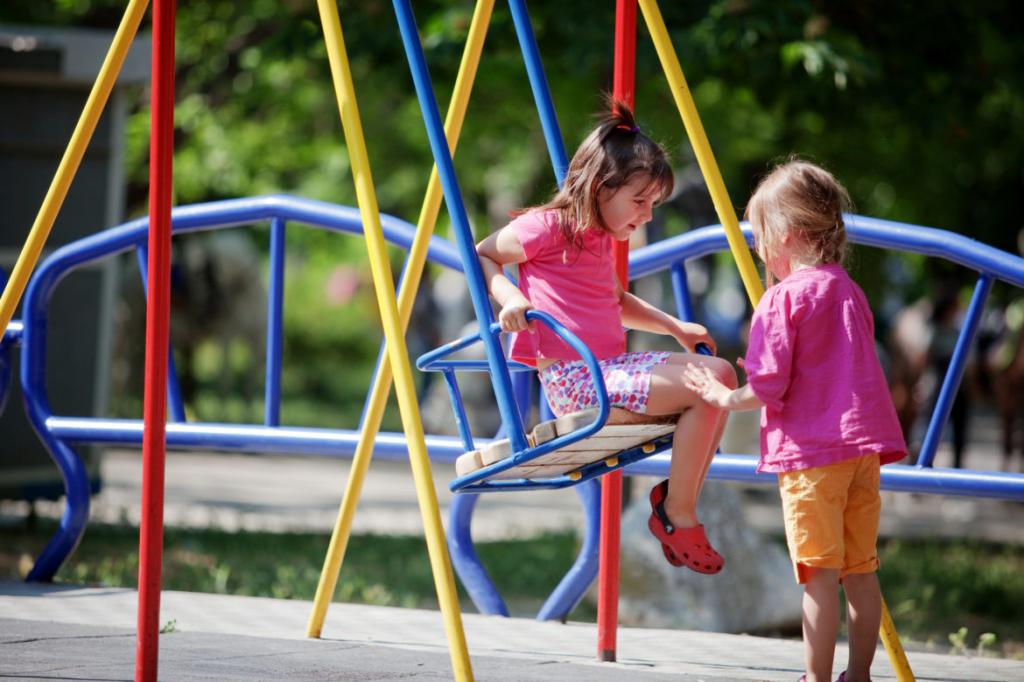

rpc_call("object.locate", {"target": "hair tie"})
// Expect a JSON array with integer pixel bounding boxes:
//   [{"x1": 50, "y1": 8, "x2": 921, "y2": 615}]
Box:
[{"x1": 615, "y1": 124, "x2": 640, "y2": 133}]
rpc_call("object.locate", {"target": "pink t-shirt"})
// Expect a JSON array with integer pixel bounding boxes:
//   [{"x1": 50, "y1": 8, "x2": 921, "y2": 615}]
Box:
[
  {"x1": 507, "y1": 210, "x2": 625, "y2": 365},
  {"x1": 744, "y1": 263, "x2": 907, "y2": 473}
]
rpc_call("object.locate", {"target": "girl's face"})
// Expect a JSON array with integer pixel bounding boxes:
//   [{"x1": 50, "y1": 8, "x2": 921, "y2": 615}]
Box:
[{"x1": 598, "y1": 174, "x2": 663, "y2": 241}]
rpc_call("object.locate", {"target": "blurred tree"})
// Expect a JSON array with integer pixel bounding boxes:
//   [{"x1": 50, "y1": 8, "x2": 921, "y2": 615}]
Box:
[
  {"x1": 5, "y1": 0, "x2": 1018, "y2": 248},
  {"x1": 4, "y1": 0, "x2": 1021, "y2": 421}
]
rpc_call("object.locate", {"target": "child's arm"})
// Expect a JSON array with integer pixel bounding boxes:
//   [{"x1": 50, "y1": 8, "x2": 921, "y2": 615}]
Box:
[
  {"x1": 476, "y1": 228, "x2": 535, "y2": 334},
  {"x1": 618, "y1": 288, "x2": 716, "y2": 354},
  {"x1": 683, "y1": 362, "x2": 764, "y2": 411}
]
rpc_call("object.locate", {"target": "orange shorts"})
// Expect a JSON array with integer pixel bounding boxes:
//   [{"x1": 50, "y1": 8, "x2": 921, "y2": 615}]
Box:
[{"x1": 778, "y1": 454, "x2": 882, "y2": 584}]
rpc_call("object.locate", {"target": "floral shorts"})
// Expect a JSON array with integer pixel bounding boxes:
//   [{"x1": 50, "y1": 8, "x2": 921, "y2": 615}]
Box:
[{"x1": 539, "y1": 351, "x2": 672, "y2": 417}]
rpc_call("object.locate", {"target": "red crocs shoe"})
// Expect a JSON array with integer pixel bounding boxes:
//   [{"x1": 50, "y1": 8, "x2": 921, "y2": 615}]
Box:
[
  {"x1": 648, "y1": 481, "x2": 684, "y2": 567},
  {"x1": 647, "y1": 479, "x2": 724, "y2": 574}
]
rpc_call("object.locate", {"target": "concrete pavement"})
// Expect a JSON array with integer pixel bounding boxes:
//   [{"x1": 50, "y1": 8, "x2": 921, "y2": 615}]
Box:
[{"x1": 3, "y1": 580, "x2": 1022, "y2": 681}]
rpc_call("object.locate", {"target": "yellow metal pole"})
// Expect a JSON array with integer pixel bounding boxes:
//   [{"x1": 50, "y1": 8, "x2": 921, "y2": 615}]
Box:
[
  {"x1": 881, "y1": 599, "x2": 916, "y2": 681},
  {"x1": 314, "y1": 2, "x2": 473, "y2": 680},
  {"x1": 641, "y1": 1, "x2": 915, "y2": 677},
  {"x1": 0, "y1": 0, "x2": 150, "y2": 333},
  {"x1": 307, "y1": 0, "x2": 493, "y2": 639},
  {"x1": 638, "y1": 0, "x2": 763, "y2": 307}
]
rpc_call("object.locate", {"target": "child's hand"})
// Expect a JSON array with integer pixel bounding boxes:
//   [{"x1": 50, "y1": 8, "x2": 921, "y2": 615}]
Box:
[
  {"x1": 498, "y1": 297, "x2": 536, "y2": 334},
  {"x1": 682, "y1": 363, "x2": 733, "y2": 408},
  {"x1": 673, "y1": 321, "x2": 716, "y2": 356}
]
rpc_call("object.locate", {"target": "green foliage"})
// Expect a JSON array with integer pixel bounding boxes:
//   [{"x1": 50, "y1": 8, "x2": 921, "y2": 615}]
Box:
[
  {"x1": 879, "y1": 537, "x2": 1024, "y2": 656},
  {"x1": 7, "y1": 1, "x2": 1018, "y2": 247},
  {"x1": 4, "y1": 1, "x2": 1022, "y2": 415},
  {"x1": 948, "y1": 626, "x2": 998, "y2": 657}
]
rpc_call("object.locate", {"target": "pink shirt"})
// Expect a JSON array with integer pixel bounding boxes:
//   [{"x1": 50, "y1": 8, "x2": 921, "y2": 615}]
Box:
[
  {"x1": 507, "y1": 210, "x2": 625, "y2": 365},
  {"x1": 745, "y1": 264, "x2": 907, "y2": 473}
]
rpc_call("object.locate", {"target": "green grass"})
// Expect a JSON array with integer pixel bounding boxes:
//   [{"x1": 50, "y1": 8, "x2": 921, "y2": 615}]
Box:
[
  {"x1": 877, "y1": 537, "x2": 1024, "y2": 657},
  {"x1": 0, "y1": 521, "x2": 593, "y2": 620},
  {"x1": 3, "y1": 521, "x2": 1022, "y2": 657}
]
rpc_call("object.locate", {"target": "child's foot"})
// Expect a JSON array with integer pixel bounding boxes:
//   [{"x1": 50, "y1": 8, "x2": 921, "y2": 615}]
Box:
[
  {"x1": 835, "y1": 672, "x2": 870, "y2": 682},
  {"x1": 647, "y1": 480, "x2": 724, "y2": 574}
]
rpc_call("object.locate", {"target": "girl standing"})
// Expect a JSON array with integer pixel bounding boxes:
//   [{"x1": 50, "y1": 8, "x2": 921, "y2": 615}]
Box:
[
  {"x1": 476, "y1": 100, "x2": 736, "y2": 574},
  {"x1": 683, "y1": 159, "x2": 907, "y2": 681}
]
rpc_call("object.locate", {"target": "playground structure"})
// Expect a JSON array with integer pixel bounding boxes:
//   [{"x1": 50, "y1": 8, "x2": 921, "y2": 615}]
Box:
[{"x1": 2, "y1": 2, "x2": 1024, "y2": 682}]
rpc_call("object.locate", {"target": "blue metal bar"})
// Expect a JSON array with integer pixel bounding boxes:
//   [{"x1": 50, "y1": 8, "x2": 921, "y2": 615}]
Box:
[
  {"x1": 135, "y1": 246, "x2": 186, "y2": 423},
  {"x1": 40, "y1": 412, "x2": 1024, "y2": 500},
  {"x1": 23, "y1": 195, "x2": 465, "y2": 445},
  {"x1": 47, "y1": 416, "x2": 471, "y2": 461},
  {"x1": 670, "y1": 261, "x2": 695, "y2": 322},
  {"x1": 917, "y1": 274, "x2": 993, "y2": 467},
  {"x1": 19, "y1": 270, "x2": 91, "y2": 581},
  {"x1": 628, "y1": 452, "x2": 1024, "y2": 500},
  {"x1": 447, "y1": 493, "x2": 510, "y2": 616},
  {"x1": 448, "y1": 312, "x2": 610, "y2": 491},
  {"x1": 422, "y1": 360, "x2": 535, "y2": 373},
  {"x1": 0, "y1": 320, "x2": 20, "y2": 422},
  {"x1": 23, "y1": 438, "x2": 91, "y2": 581},
  {"x1": 18, "y1": 195, "x2": 468, "y2": 581},
  {"x1": 511, "y1": 366, "x2": 533, "y2": 430},
  {"x1": 392, "y1": 0, "x2": 529, "y2": 454},
  {"x1": 2, "y1": 320, "x2": 23, "y2": 345},
  {"x1": 539, "y1": 385, "x2": 554, "y2": 422},
  {"x1": 536, "y1": 478, "x2": 601, "y2": 620},
  {"x1": 629, "y1": 219, "x2": 1024, "y2": 289},
  {"x1": 443, "y1": 369, "x2": 476, "y2": 452},
  {"x1": 507, "y1": 0, "x2": 569, "y2": 183},
  {"x1": 264, "y1": 217, "x2": 286, "y2": 427}
]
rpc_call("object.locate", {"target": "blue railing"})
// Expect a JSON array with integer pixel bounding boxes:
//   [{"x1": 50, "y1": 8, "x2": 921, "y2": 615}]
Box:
[
  {"x1": 8, "y1": 194, "x2": 467, "y2": 581},
  {"x1": 3, "y1": 195, "x2": 1023, "y2": 622}
]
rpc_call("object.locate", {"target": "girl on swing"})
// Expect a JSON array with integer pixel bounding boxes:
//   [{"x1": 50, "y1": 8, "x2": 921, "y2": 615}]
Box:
[{"x1": 476, "y1": 100, "x2": 735, "y2": 574}]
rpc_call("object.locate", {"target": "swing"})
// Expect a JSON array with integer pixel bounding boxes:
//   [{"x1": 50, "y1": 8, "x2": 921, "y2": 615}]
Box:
[
  {"x1": 417, "y1": 315, "x2": 712, "y2": 493},
  {"x1": 396, "y1": 0, "x2": 717, "y2": 494}
]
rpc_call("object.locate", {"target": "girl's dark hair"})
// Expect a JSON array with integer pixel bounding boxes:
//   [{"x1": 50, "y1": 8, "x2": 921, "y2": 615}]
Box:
[
  {"x1": 745, "y1": 157, "x2": 851, "y2": 287},
  {"x1": 525, "y1": 98, "x2": 673, "y2": 251}
]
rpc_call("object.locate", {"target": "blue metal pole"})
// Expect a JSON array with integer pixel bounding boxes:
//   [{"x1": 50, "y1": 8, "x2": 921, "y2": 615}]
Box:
[
  {"x1": 446, "y1": 492, "x2": 510, "y2": 616},
  {"x1": 917, "y1": 274, "x2": 993, "y2": 467},
  {"x1": 443, "y1": 369, "x2": 477, "y2": 452},
  {"x1": 536, "y1": 478, "x2": 601, "y2": 620},
  {"x1": 670, "y1": 261, "x2": 695, "y2": 322},
  {"x1": 264, "y1": 217, "x2": 286, "y2": 426},
  {"x1": 392, "y1": 0, "x2": 528, "y2": 453},
  {"x1": 136, "y1": 245, "x2": 186, "y2": 423},
  {"x1": 20, "y1": 266, "x2": 90, "y2": 581},
  {"x1": 506, "y1": 0, "x2": 569, "y2": 183}
]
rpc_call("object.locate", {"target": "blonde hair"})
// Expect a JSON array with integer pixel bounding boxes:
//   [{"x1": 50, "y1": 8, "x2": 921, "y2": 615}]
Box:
[
  {"x1": 525, "y1": 98, "x2": 673, "y2": 252},
  {"x1": 745, "y1": 158, "x2": 851, "y2": 287}
]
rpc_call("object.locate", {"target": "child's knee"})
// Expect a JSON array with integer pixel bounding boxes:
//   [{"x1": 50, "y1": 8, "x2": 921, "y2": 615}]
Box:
[
  {"x1": 707, "y1": 358, "x2": 738, "y2": 389},
  {"x1": 802, "y1": 565, "x2": 840, "y2": 587},
  {"x1": 841, "y1": 570, "x2": 879, "y2": 595}
]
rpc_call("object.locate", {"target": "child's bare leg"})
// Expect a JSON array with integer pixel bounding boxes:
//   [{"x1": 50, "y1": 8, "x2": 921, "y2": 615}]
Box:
[
  {"x1": 645, "y1": 355, "x2": 736, "y2": 527},
  {"x1": 696, "y1": 409, "x2": 729, "y2": 498},
  {"x1": 802, "y1": 567, "x2": 840, "y2": 682},
  {"x1": 841, "y1": 571, "x2": 881, "y2": 682}
]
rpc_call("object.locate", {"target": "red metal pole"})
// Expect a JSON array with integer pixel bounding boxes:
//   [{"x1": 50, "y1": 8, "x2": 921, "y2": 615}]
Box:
[
  {"x1": 135, "y1": 1, "x2": 175, "y2": 680},
  {"x1": 597, "y1": 0, "x2": 636, "y2": 664}
]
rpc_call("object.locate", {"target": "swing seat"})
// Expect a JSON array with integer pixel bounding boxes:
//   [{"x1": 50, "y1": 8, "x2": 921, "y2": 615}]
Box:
[
  {"x1": 455, "y1": 407, "x2": 676, "y2": 483},
  {"x1": 417, "y1": 312, "x2": 704, "y2": 492}
]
